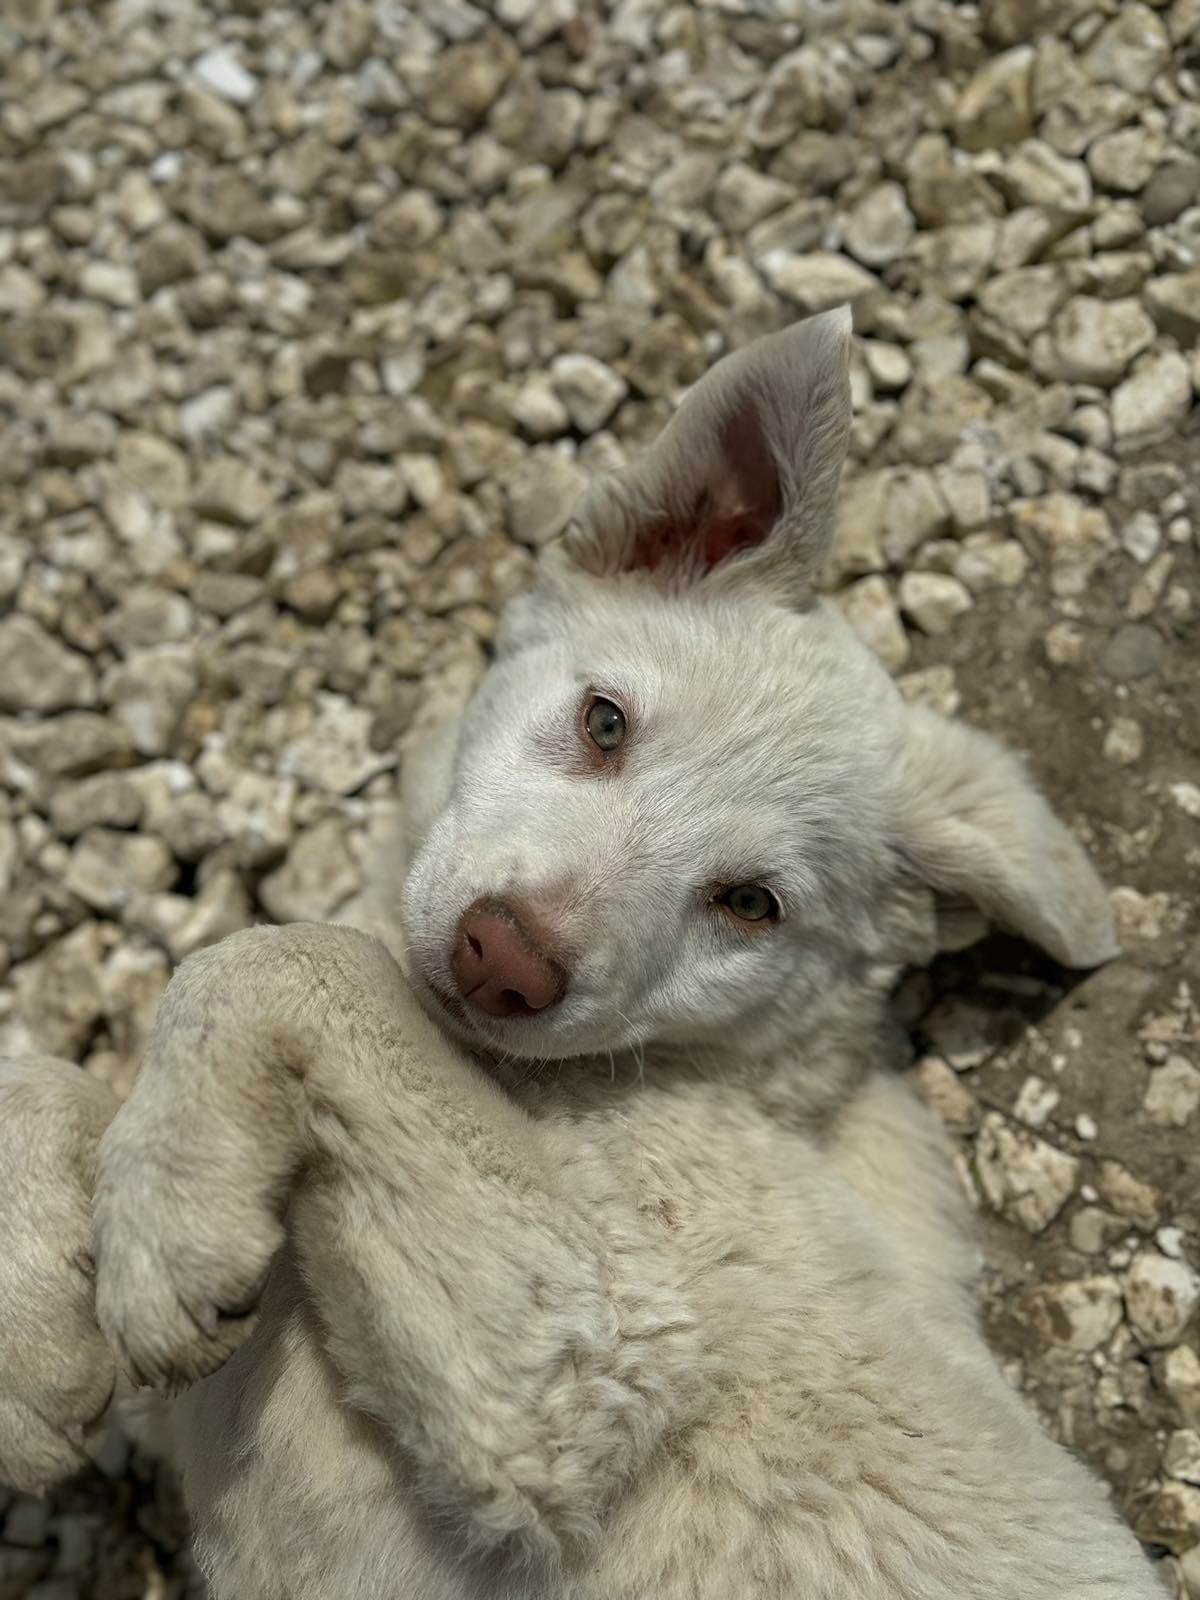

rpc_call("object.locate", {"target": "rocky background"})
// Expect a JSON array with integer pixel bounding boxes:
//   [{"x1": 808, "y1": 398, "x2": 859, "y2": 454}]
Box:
[{"x1": 1, "y1": 0, "x2": 1199, "y2": 1594}]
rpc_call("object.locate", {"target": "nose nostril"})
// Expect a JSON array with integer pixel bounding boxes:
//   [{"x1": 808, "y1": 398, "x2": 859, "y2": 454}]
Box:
[{"x1": 452, "y1": 899, "x2": 568, "y2": 1019}]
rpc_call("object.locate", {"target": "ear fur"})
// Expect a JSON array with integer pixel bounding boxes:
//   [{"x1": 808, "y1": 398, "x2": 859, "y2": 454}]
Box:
[
  {"x1": 898, "y1": 705, "x2": 1119, "y2": 969},
  {"x1": 562, "y1": 307, "x2": 853, "y2": 607}
]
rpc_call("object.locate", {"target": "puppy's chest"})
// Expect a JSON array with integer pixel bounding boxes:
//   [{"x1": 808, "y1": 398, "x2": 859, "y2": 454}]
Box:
[{"x1": 544, "y1": 1081, "x2": 832, "y2": 1304}]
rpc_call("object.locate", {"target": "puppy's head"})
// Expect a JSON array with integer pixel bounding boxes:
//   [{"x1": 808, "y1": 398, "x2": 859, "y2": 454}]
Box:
[{"x1": 402, "y1": 309, "x2": 1117, "y2": 1065}]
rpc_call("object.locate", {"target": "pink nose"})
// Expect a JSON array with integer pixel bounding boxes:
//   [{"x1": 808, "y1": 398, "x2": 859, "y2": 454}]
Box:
[{"x1": 452, "y1": 899, "x2": 567, "y2": 1018}]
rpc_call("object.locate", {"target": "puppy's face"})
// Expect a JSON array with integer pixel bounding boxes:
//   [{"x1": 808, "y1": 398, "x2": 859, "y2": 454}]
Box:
[
  {"x1": 400, "y1": 309, "x2": 1117, "y2": 1066},
  {"x1": 402, "y1": 580, "x2": 904, "y2": 1064}
]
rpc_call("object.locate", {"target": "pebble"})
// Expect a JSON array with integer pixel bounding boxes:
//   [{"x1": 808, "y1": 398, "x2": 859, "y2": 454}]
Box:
[
  {"x1": 1045, "y1": 296, "x2": 1155, "y2": 386},
  {"x1": 1103, "y1": 717, "x2": 1144, "y2": 766},
  {"x1": 760, "y1": 250, "x2": 878, "y2": 311},
  {"x1": 843, "y1": 183, "x2": 916, "y2": 268},
  {"x1": 1020, "y1": 1275, "x2": 1123, "y2": 1351},
  {"x1": 0, "y1": 616, "x2": 96, "y2": 714},
  {"x1": 1123, "y1": 1250, "x2": 1200, "y2": 1345},
  {"x1": 505, "y1": 449, "x2": 586, "y2": 547},
  {"x1": 1143, "y1": 1056, "x2": 1200, "y2": 1127},
  {"x1": 550, "y1": 354, "x2": 628, "y2": 434},
  {"x1": 1111, "y1": 351, "x2": 1194, "y2": 446},
  {"x1": 833, "y1": 576, "x2": 910, "y2": 672},
  {"x1": 190, "y1": 47, "x2": 259, "y2": 105},
  {"x1": 976, "y1": 1113, "x2": 1080, "y2": 1234},
  {"x1": 898, "y1": 571, "x2": 974, "y2": 636}
]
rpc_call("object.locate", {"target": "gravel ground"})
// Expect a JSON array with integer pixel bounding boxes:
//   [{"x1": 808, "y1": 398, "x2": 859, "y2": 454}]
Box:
[{"x1": 1, "y1": 0, "x2": 1198, "y2": 1594}]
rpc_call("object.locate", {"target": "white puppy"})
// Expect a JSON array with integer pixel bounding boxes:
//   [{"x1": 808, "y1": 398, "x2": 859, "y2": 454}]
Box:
[{"x1": 0, "y1": 308, "x2": 1162, "y2": 1598}]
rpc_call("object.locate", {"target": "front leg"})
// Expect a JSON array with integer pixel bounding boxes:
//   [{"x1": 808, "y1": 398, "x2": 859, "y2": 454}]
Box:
[{"x1": 95, "y1": 924, "x2": 702, "y2": 1558}]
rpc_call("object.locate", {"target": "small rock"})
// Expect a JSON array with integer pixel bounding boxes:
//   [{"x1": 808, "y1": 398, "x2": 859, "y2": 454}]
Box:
[
  {"x1": 505, "y1": 449, "x2": 586, "y2": 548},
  {"x1": 1012, "y1": 492, "x2": 1113, "y2": 597},
  {"x1": 1135, "y1": 1480, "x2": 1200, "y2": 1554},
  {"x1": 1103, "y1": 717, "x2": 1144, "y2": 766},
  {"x1": 1044, "y1": 621, "x2": 1085, "y2": 665},
  {"x1": 896, "y1": 664, "x2": 961, "y2": 717},
  {"x1": 1166, "y1": 1430, "x2": 1200, "y2": 1487},
  {"x1": 1084, "y1": 3, "x2": 1171, "y2": 94},
  {"x1": 1111, "y1": 351, "x2": 1193, "y2": 447},
  {"x1": 78, "y1": 261, "x2": 139, "y2": 309},
  {"x1": 1123, "y1": 1249, "x2": 1200, "y2": 1345},
  {"x1": 910, "y1": 223, "x2": 997, "y2": 301},
  {"x1": 259, "y1": 820, "x2": 363, "y2": 923},
  {"x1": 1013, "y1": 1074, "x2": 1060, "y2": 1128},
  {"x1": 1099, "y1": 622, "x2": 1164, "y2": 680},
  {"x1": 0, "y1": 616, "x2": 95, "y2": 713},
  {"x1": 511, "y1": 374, "x2": 570, "y2": 439},
  {"x1": 190, "y1": 46, "x2": 258, "y2": 105},
  {"x1": 1069, "y1": 1206, "x2": 1128, "y2": 1255},
  {"x1": 843, "y1": 183, "x2": 915, "y2": 268},
  {"x1": 1001, "y1": 140, "x2": 1092, "y2": 212},
  {"x1": 1019, "y1": 1275, "x2": 1123, "y2": 1351},
  {"x1": 1165, "y1": 1346, "x2": 1200, "y2": 1427},
  {"x1": 862, "y1": 340, "x2": 912, "y2": 394},
  {"x1": 953, "y1": 535, "x2": 1029, "y2": 592},
  {"x1": 64, "y1": 829, "x2": 175, "y2": 914},
  {"x1": 1045, "y1": 296, "x2": 1155, "y2": 386},
  {"x1": 1121, "y1": 510, "x2": 1162, "y2": 564},
  {"x1": 955, "y1": 45, "x2": 1035, "y2": 151},
  {"x1": 550, "y1": 353, "x2": 628, "y2": 434},
  {"x1": 1144, "y1": 1055, "x2": 1200, "y2": 1127},
  {"x1": 1144, "y1": 269, "x2": 1200, "y2": 346},
  {"x1": 1141, "y1": 160, "x2": 1200, "y2": 228},
  {"x1": 833, "y1": 576, "x2": 910, "y2": 672},
  {"x1": 912, "y1": 1054, "x2": 979, "y2": 1130},
  {"x1": 712, "y1": 164, "x2": 795, "y2": 234},
  {"x1": 193, "y1": 457, "x2": 274, "y2": 525},
  {"x1": 1112, "y1": 885, "x2": 1173, "y2": 945},
  {"x1": 421, "y1": 37, "x2": 517, "y2": 130},
  {"x1": 759, "y1": 251, "x2": 878, "y2": 311},
  {"x1": 898, "y1": 571, "x2": 973, "y2": 635},
  {"x1": 1087, "y1": 126, "x2": 1165, "y2": 194},
  {"x1": 1170, "y1": 782, "x2": 1200, "y2": 820},
  {"x1": 279, "y1": 695, "x2": 395, "y2": 795},
  {"x1": 975, "y1": 1112, "x2": 1080, "y2": 1233}
]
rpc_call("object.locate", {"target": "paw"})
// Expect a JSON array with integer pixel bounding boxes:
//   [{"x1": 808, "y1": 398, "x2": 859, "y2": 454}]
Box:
[
  {"x1": 0, "y1": 1059, "x2": 119, "y2": 1492},
  {"x1": 95, "y1": 1134, "x2": 284, "y2": 1393}
]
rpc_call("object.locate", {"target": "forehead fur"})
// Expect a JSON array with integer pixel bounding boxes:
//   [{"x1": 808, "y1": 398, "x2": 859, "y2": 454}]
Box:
[{"x1": 488, "y1": 569, "x2": 906, "y2": 900}]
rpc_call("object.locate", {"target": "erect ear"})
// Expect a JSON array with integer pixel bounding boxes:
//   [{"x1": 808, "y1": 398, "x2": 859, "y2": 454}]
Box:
[
  {"x1": 897, "y1": 705, "x2": 1119, "y2": 969},
  {"x1": 562, "y1": 306, "x2": 852, "y2": 606}
]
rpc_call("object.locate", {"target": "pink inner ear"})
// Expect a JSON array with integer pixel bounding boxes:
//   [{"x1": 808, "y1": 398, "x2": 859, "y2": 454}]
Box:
[
  {"x1": 626, "y1": 503, "x2": 774, "y2": 576},
  {"x1": 702, "y1": 508, "x2": 772, "y2": 568},
  {"x1": 621, "y1": 400, "x2": 783, "y2": 577}
]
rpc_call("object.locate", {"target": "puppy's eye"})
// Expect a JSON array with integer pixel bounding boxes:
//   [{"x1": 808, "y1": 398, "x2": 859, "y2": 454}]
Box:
[
  {"x1": 586, "y1": 697, "x2": 626, "y2": 752},
  {"x1": 720, "y1": 884, "x2": 780, "y2": 923}
]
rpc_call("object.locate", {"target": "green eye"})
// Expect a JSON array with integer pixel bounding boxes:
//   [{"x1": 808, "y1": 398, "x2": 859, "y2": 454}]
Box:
[
  {"x1": 586, "y1": 697, "x2": 626, "y2": 752},
  {"x1": 720, "y1": 884, "x2": 780, "y2": 923}
]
